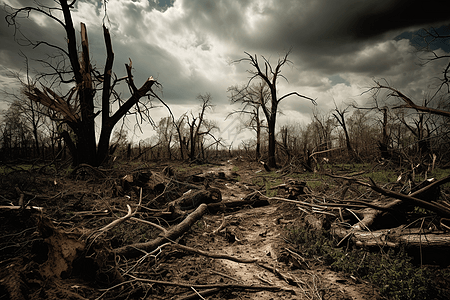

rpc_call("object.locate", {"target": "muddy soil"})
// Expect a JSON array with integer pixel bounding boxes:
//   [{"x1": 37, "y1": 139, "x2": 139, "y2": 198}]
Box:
[{"x1": 0, "y1": 158, "x2": 382, "y2": 299}]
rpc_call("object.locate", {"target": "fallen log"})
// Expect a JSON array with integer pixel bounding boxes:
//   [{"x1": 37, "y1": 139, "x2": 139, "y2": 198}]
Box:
[
  {"x1": 333, "y1": 225, "x2": 450, "y2": 249},
  {"x1": 114, "y1": 203, "x2": 208, "y2": 258},
  {"x1": 172, "y1": 188, "x2": 222, "y2": 210}
]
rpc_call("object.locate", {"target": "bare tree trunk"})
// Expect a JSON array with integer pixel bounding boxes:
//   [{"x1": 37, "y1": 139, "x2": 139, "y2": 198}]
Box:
[
  {"x1": 12, "y1": 1, "x2": 165, "y2": 167},
  {"x1": 378, "y1": 107, "x2": 391, "y2": 159},
  {"x1": 333, "y1": 107, "x2": 358, "y2": 162},
  {"x1": 189, "y1": 119, "x2": 196, "y2": 160},
  {"x1": 267, "y1": 118, "x2": 277, "y2": 168},
  {"x1": 234, "y1": 51, "x2": 315, "y2": 169},
  {"x1": 256, "y1": 115, "x2": 261, "y2": 160}
]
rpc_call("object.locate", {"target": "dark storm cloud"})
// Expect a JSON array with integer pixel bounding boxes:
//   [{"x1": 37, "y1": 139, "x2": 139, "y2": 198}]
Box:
[
  {"x1": 164, "y1": 0, "x2": 450, "y2": 80},
  {"x1": 249, "y1": 0, "x2": 450, "y2": 53},
  {"x1": 0, "y1": 3, "x2": 69, "y2": 92},
  {"x1": 1, "y1": 0, "x2": 449, "y2": 123},
  {"x1": 346, "y1": 1, "x2": 450, "y2": 39}
]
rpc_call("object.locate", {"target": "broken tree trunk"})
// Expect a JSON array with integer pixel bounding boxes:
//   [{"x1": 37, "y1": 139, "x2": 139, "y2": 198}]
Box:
[
  {"x1": 333, "y1": 224, "x2": 450, "y2": 251},
  {"x1": 170, "y1": 188, "x2": 222, "y2": 211}
]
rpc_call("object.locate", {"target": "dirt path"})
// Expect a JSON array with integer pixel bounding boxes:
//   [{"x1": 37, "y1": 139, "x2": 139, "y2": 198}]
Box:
[{"x1": 181, "y1": 160, "x2": 381, "y2": 299}]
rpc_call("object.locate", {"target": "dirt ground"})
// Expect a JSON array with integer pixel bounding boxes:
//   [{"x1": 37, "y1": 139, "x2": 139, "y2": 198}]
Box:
[{"x1": 1, "y1": 158, "x2": 386, "y2": 299}]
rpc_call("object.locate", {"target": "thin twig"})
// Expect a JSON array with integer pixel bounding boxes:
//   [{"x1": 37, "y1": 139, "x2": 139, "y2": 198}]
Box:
[
  {"x1": 95, "y1": 279, "x2": 137, "y2": 300},
  {"x1": 123, "y1": 242, "x2": 170, "y2": 275},
  {"x1": 190, "y1": 287, "x2": 206, "y2": 300}
]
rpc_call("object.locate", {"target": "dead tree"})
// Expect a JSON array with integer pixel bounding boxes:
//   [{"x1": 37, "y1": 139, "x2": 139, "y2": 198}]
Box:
[
  {"x1": 378, "y1": 106, "x2": 391, "y2": 159},
  {"x1": 414, "y1": 26, "x2": 450, "y2": 95},
  {"x1": 5, "y1": 1, "x2": 171, "y2": 166},
  {"x1": 173, "y1": 114, "x2": 188, "y2": 160},
  {"x1": 234, "y1": 50, "x2": 316, "y2": 168},
  {"x1": 186, "y1": 94, "x2": 214, "y2": 161},
  {"x1": 333, "y1": 104, "x2": 359, "y2": 161},
  {"x1": 227, "y1": 82, "x2": 269, "y2": 161}
]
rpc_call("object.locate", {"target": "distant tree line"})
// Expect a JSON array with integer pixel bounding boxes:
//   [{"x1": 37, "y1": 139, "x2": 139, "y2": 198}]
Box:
[
  {"x1": 1, "y1": 0, "x2": 449, "y2": 170},
  {"x1": 4, "y1": 83, "x2": 449, "y2": 172}
]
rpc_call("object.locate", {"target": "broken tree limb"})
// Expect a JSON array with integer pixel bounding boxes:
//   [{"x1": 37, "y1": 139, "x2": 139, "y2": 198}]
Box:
[
  {"x1": 97, "y1": 204, "x2": 133, "y2": 233},
  {"x1": 340, "y1": 199, "x2": 402, "y2": 212},
  {"x1": 114, "y1": 203, "x2": 209, "y2": 258},
  {"x1": 375, "y1": 82, "x2": 450, "y2": 118},
  {"x1": 410, "y1": 174, "x2": 450, "y2": 199},
  {"x1": 309, "y1": 147, "x2": 345, "y2": 157},
  {"x1": 170, "y1": 188, "x2": 222, "y2": 210},
  {"x1": 260, "y1": 194, "x2": 364, "y2": 210},
  {"x1": 177, "y1": 288, "x2": 221, "y2": 300},
  {"x1": 368, "y1": 178, "x2": 450, "y2": 218},
  {"x1": 343, "y1": 198, "x2": 404, "y2": 230},
  {"x1": 86, "y1": 204, "x2": 135, "y2": 250}
]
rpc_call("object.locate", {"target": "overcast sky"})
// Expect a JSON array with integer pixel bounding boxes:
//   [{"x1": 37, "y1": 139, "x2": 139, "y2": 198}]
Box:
[{"x1": 1, "y1": 0, "x2": 449, "y2": 145}]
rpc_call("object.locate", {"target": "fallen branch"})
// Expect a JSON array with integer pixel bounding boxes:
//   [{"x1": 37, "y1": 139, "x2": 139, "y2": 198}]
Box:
[
  {"x1": 410, "y1": 174, "x2": 450, "y2": 199},
  {"x1": 114, "y1": 203, "x2": 208, "y2": 258},
  {"x1": 123, "y1": 242, "x2": 170, "y2": 276},
  {"x1": 285, "y1": 248, "x2": 309, "y2": 269},
  {"x1": 95, "y1": 279, "x2": 137, "y2": 300},
  {"x1": 94, "y1": 205, "x2": 133, "y2": 234},
  {"x1": 190, "y1": 287, "x2": 206, "y2": 300},
  {"x1": 177, "y1": 288, "x2": 221, "y2": 300},
  {"x1": 86, "y1": 204, "x2": 135, "y2": 250},
  {"x1": 368, "y1": 178, "x2": 450, "y2": 218},
  {"x1": 375, "y1": 83, "x2": 450, "y2": 118},
  {"x1": 15, "y1": 187, "x2": 25, "y2": 208}
]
